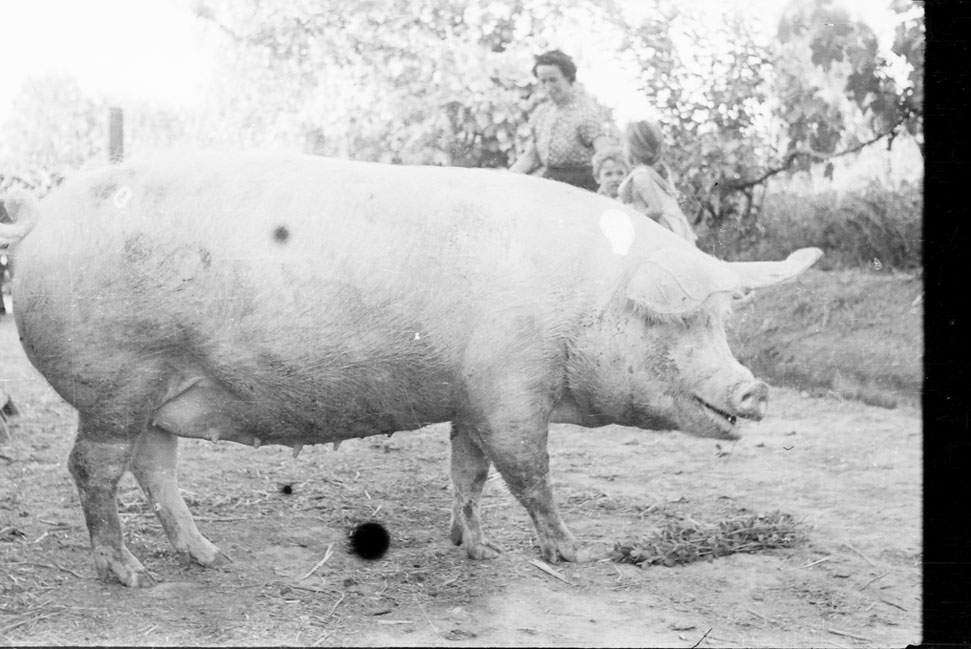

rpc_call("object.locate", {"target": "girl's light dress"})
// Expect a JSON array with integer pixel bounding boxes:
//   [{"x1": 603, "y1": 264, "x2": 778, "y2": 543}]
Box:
[{"x1": 618, "y1": 164, "x2": 698, "y2": 245}]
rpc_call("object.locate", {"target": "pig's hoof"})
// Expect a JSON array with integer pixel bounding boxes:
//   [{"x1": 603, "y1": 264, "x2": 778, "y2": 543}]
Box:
[
  {"x1": 178, "y1": 537, "x2": 231, "y2": 568},
  {"x1": 537, "y1": 538, "x2": 582, "y2": 563},
  {"x1": 450, "y1": 521, "x2": 502, "y2": 559},
  {"x1": 181, "y1": 547, "x2": 232, "y2": 568},
  {"x1": 464, "y1": 540, "x2": 502, "y2": 560},
  {"x1": 94, "y1": 546, "x2": 155, "y2": 588}
]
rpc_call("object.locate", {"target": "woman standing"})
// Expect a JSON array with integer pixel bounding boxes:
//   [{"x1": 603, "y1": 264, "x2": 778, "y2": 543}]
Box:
[
  {"x1": 618, "y1": 120, "x2": 698, "y2": 245},
  {"x1": 509, "y1": 50, "x2": 611, "y2": 191}
]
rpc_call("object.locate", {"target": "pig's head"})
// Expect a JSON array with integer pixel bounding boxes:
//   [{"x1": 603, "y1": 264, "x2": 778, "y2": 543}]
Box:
[{"x1": 565, "y1": 246, "x2": 821, "y2": 440}]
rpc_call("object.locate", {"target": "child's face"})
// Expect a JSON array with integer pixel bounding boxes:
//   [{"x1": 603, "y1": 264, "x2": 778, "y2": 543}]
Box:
[{"x1": 598, "y1": 160, "x2": 628, "y2": 197}]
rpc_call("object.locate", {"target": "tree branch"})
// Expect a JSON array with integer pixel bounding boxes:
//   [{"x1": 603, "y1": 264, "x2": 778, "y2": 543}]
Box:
[{"x1": 724, "y1": 123, "x2": 903, "y2": 191}]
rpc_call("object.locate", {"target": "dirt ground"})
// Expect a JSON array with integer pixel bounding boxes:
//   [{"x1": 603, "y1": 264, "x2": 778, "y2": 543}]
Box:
[{"x1": 0, "y1": 289, "x2": 921, "y2": 647}]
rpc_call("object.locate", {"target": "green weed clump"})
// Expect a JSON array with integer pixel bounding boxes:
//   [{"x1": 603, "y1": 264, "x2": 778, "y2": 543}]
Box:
[{"x1": 699, "y1": 181, "x2": 922, "y2": 271}]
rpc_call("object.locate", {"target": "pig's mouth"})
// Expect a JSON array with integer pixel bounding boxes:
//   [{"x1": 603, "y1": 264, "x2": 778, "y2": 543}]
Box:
[{"x1": 692, "y1": 395, "x2": 739, "y2": 436}]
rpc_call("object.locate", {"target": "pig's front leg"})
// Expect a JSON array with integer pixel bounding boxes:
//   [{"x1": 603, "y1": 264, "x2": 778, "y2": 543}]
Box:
[
  {"x1": 459, "y1": 382, "x2": 582, "y2": 563},
  {"x1": 459, "y1": 329, "x2": 588, "y2": 563},
  {"x1": 481, "y1": 416, "x2": 580, "y2": 563}
]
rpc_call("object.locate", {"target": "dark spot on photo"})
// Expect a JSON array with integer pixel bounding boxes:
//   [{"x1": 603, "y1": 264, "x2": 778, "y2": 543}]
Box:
[
  {"x1": 350, "y1": 521, "x2": 390, "y2": 560},
  {"x1": 273, "y1": 225, "x2": 290, "y2": 243},
  {"x1": 198, "y1": 247, "x2": 212, "y2": 268}
]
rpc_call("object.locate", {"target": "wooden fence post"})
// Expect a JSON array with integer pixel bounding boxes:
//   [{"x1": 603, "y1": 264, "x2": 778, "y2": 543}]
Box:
[{"x1": 109, "y1": 107, "x2": 124, "y2": 163}]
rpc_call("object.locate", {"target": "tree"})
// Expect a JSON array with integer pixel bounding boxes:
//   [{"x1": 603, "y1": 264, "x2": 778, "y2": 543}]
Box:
[
  {"x1": 0, "y1": 75, "x2": 109, "y2": 196},
  {"x1": 613, "y1": 0, "x2": 923, "y2": 230},
  {"x1": 768, "y1": 0, "x2": 924, "y2": 176},
  {"x1": 191, "y1": 0, "x2": 618, "y2": 167},
  {"x1": 0, "y1": 75, "x2": 196, "y2": 197},
  {"x1": 613, "y1": 2, "x2": 779, "y2": 227}
]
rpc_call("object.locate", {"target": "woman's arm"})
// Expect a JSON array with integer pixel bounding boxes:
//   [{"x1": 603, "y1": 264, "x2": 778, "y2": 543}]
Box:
[{"x1": 510, "y1": 141, "x2": 541, "y2": 174}]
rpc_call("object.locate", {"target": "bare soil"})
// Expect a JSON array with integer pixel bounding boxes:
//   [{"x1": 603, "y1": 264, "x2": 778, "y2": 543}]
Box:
[{"x1": 0, "y1": 272, "x2": 922, "y2": 647}]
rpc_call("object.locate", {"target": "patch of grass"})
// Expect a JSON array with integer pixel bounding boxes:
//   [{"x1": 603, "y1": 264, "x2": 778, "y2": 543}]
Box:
[
  {"x1": 611, "y1": 510, "x2": 807, "y2": 568},
  {"x1": 699, "y1": 181, "x2": 922, "y2": 272},
  {"x1": 728, "y1": 268, "x2": 922, "y2": 406}
]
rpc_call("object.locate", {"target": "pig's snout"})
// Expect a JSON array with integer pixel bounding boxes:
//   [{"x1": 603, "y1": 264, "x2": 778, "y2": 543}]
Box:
[{"x1": 732, "y1": 381, "x2": 769, "y2": 421}]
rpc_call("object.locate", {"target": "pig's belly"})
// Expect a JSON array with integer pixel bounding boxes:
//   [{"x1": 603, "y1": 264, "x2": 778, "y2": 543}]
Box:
[{"x1": 150, "y1": 356, "x2": 458, "y2": 448}]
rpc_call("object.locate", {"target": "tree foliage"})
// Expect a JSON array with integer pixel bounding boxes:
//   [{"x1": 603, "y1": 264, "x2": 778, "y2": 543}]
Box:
[
  {"x1": 612, "y1": 2, "x2": 778, "y2": 226},
  {"x1": 192, "y1": 0, "x2": 616, "y2": 167},
  {"x1": 773, "y1": 0, "x2": 924, "y2": 168},
  {"x1": 614, "y1": 0, "x2": 923, "y2": 229},
  {"x1": 0, "y1": 0, "x2": 922, "y2": 240},
  {"x1": 0, "y1": 75, "x2": 109, "y2": 196}
]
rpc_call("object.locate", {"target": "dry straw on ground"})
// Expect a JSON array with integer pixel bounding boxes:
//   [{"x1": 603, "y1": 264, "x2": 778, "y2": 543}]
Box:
[{"x1": 611, "y1": 510, "x2": 807, "y2": 567}]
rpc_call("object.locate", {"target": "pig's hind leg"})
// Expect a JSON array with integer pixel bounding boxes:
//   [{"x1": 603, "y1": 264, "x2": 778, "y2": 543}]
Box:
[
  {"x1": 130, "y1": 426, "x2": 230, "y2": 568},
  {"x1": 448, "y1": 420, "x2": 502, "y2": 559},
  {"x1": 69, "y1": 417, "x2": 154, "y2": 587}
]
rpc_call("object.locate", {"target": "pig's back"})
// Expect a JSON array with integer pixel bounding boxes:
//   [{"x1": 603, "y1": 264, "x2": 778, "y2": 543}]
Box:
[{"x1": 16, "y1": 152, "x2": 648, "y2": 330}]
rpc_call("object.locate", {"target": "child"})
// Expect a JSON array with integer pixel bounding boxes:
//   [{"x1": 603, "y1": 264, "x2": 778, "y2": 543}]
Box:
[
  {"x1": 592, "y1": 148, "x2": 629, "y2": 199},
  {"x1": 617, "y1": 120, "x2": 697, "y2": 245}
]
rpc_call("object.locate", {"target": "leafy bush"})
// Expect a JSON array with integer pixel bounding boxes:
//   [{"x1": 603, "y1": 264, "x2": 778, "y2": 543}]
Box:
[{"x1": 698, "y1": 181, "x2": 922, "y2": 271}]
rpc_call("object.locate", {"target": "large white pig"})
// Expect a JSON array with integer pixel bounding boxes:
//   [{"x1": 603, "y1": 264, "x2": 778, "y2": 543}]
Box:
[{"x1": 0, "y1": 153, "x2": 820, "y2": 587}]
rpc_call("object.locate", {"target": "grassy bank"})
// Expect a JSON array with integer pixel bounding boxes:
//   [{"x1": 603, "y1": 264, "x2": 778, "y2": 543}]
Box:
[
  {"x1": 699, "y1": 182, "x2": 922, "y2": 273},
  {"x1": 728, "y1": 268, "x2": 923, "y2": 408}
]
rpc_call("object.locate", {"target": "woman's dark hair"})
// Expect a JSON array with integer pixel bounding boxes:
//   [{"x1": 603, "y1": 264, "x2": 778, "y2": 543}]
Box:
[{"x1": 531, "y1": 50, "x2": 577, "y2": 83}]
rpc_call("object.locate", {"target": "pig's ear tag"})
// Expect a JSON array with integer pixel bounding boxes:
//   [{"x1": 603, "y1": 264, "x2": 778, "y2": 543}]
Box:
[
  {"x1": 626, "y1": 248, "x2": 738, "y2": 315},
  {"x1": 729, "y1": 247, "x2": 823, "y2": 289}
]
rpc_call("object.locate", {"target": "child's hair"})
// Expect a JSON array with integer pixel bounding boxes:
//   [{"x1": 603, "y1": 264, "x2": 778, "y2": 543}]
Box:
[
  {"x1": 624, "y1": 120, "x2": 665, "y2": 167},
  {"x1": 592, "y1": 147, "x2": 628, "y2": 178}
]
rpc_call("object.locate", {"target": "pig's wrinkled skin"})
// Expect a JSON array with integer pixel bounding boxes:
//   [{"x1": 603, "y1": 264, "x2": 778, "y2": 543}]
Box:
[{"x1": 0, "y1": 153, "x2": 820, "y2": 587}]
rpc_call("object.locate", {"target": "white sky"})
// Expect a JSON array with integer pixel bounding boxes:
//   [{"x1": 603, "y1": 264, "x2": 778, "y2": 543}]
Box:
[
  {"x1": 0, "y1": 0, "x2": 905, "y2": 125},
  {"x1": 0, "y1": 0, "x2": 215, "y2": 119}
]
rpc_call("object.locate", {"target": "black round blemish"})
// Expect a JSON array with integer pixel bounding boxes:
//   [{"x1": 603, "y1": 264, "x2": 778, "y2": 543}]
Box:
[
  {"x1": 273, "y1": 225, "x2": 290, "y2": 243},
  {"x1": 350, "y1": 521, "x2": 390, "y2": 560},
  {"x1": 280, "y1": 484, "x2": 293, "y2": 495}
]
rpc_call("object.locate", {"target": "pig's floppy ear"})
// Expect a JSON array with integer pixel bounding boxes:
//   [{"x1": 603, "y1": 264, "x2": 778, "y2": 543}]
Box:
[
  {"x1": 728, "y1": 247, "x2": 822, "y2": 289},
  {"x1": 625, "y1": 248, "x2": 739, "y2": 315}
]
